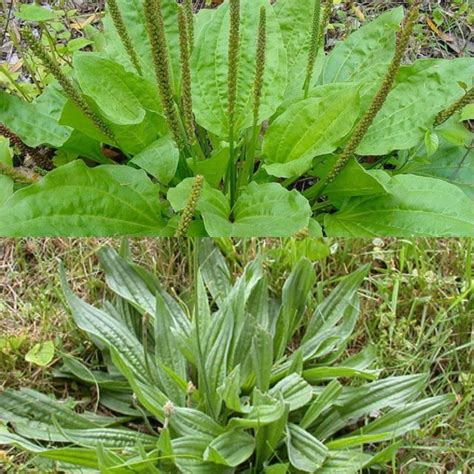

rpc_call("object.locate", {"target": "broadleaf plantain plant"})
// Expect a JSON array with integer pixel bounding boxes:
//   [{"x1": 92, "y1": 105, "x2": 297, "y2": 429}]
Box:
[
  {"x1": 0, "y1": 0, "x2": 473, "y2": 237},
  {"x1": 0, "y1": 242, "x2": 452, "y2": 472}
]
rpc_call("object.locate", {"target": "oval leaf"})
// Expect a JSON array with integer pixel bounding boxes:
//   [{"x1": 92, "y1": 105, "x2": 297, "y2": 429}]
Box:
[
  {"x1": 191, "y1": 0, "x2": 287, "y2": 137},
  {"x1": 325, "y1": 174, "x2": 474, "y2": 237},
  {"x1": 0, "y1": 161, "x2": 166, "y2": 236}
]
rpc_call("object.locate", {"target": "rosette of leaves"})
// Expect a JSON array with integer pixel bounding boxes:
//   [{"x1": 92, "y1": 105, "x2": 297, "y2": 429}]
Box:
[
  {"x1": 0, "y1": 0, "x2": 472, "y2": 236},
  {"x1": 0, "y1": 243, "x2": 452, "y2": 472}
]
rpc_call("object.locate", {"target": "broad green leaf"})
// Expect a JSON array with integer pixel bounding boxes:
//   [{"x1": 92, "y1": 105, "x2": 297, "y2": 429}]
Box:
[
  {"x1": 131, "y1": 135, "x2": 179, "y2": 185},
  {"x1": 274, "y1": 0, "x2": 325, "y2": 99},
  {"x1": 228, "y1": 398, "x2": 286, "y2": 429},
  {"x1": 263, "y1": 84, "x2": 360, "y2": 178},
  {"x1": 0, "y1": 136, "x2": 13, "y2": 165},
  {"x1": 73, "y1": 53, "x2": 162, "y2": 126},
  {"x1": 171, "y1": 407, "x2": 224, "y2": 440},
  {"x1": 172, "y1": 436, "x2": 228, "y2": 474},
  {"x1": 0, "y1": 87, "x2": 71, "y2": 147},
  {"x1": 269, "y1": 374, "x2": 313, "y2": 411},
  {"x1": 313, "y1": 157, "x2": 391, "y2": 202},
  {"x1": 204, "y1": 430, "x2": 255, "y2": 467},
  {"x1": 424, "y1": 130, "x2": 439, "y2": 157},
  {"x1": 67, "y1": 38, "x2": 94, "y2": 53},
  {"x1": 190, "y1": 145, "x2": 230, "y2": 188},
  {"x1": 358, "y1": 58, "x2": 474, "y2": 155},
  {"x1": 313, "y1": 374, "x2": 427, "y2": 439},
  {"x1": 60, "y1": 99, "x2": 165, "y2": 155},
  {"x1": 325, "y1": 174, "x2": 474, "y2": 237},
  {"x1": 0, "y1": 161, "x2": 166, "y2": 237},
  {"x1": 102, "y1": 0, "x2": 180, "y2": 88},
  {"x1": 322, "y1": 7, "x2": 404, "y2": 106},
  {"x1": 15, "y1": 4, "x2": 59, "y2": 21},
  {"x1": 59, "y1": 130, "x2": 107, "y2": 164},
  {"x1": 286, "y1": 423, "x2": 328, "y2": 472},
  {"x1": 0, "y1": 175, "x2": 13, "y2": 207},
  {"x1": 25, "y1": 341, "x2": 55, "y2": 367},
  {"x1": 404, "y1": 142, "x2": 474, "y2": 201},
  {"x1": 460, "y1": 103, "x2": 474, "y2": 121},
  {"x1": 169, "y1": 180, "x2": 311, "y2": 237},
  {"x1": 300, "y1": 380, "x2": 342, "y2": 430},
  {"x1": 191, "y1": 0, "x2": 287, "y2": 137}
]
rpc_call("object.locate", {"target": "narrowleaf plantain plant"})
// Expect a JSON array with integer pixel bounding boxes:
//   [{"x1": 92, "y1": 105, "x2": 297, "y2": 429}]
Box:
[
  {"x1": 0, "y1": 0, "x2": 473, "y2": 237},
  {"x1": 0, "y1": 241, "x2": 452, "y2": 472}
]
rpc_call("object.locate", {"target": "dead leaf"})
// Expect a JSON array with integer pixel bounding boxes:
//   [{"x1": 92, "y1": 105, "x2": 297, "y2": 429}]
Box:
[{"x1": 353, "y1": 6, "x2": 366, "y2": 22}]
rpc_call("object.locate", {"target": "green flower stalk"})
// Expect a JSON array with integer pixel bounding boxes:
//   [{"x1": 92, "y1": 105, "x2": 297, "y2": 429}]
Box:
[
  {"x1": 434, "y1": 86, "x2": 474, "y2": 127},
  {"x1": 253, "y1": 6, "x2": 267, "y2": 126},
  {"x1": 178, "y1": 5, "x2": 195, "y2": 145},
  {"x1": 305, "y1": 0, "x2": 421, "y2": 199},
  {"x1": 227, "y1": 0, "x2": 241, "y2": 208},
  {"x1": 318, "y1": 0, "x2": 333, "y2": 52},
  {"x1": 22, "y1": 28, "x2": 116, "y2": 143},
  {"x1": 240, "y1": 5, "x2": 266, "y2": 188},
  {"x1": 304, "y1": 0, "x2": 321, "y2": 98},
  {"x1": 144, "y1": 0, "x2": 184, "y2": 149},
  {"x1": 175, "y1": 175, "x2": 204, "y2": 237},
  {"x1": 228, "y1": 0, "x2": 241, "y2": 131},
  {"x1": 107, "y1": 0, "x2": 143, "y2": 75},
  {"x1": 183, "y1": 0, "x2": 195, "y2": 53},
  {"x1": 0, "y1": 125, "x2": 52, "y2": 170},
  {"x1": 0, "y1": 162, "x2": 40, "y2": 185}
]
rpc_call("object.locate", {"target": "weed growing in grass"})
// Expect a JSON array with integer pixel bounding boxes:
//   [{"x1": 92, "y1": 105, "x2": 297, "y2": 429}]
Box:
[
  {"x1": 0, "y1": 1, "x2": 473, "y2": 237},
  {"x1": 0, "y1": 240, "x2": 458, "y2": 472}
]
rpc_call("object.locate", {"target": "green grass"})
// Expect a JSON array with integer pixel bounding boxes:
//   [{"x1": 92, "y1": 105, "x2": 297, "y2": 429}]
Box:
[{"x1": 0, "y1": 238, "x2": 473, "y2": 471}]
